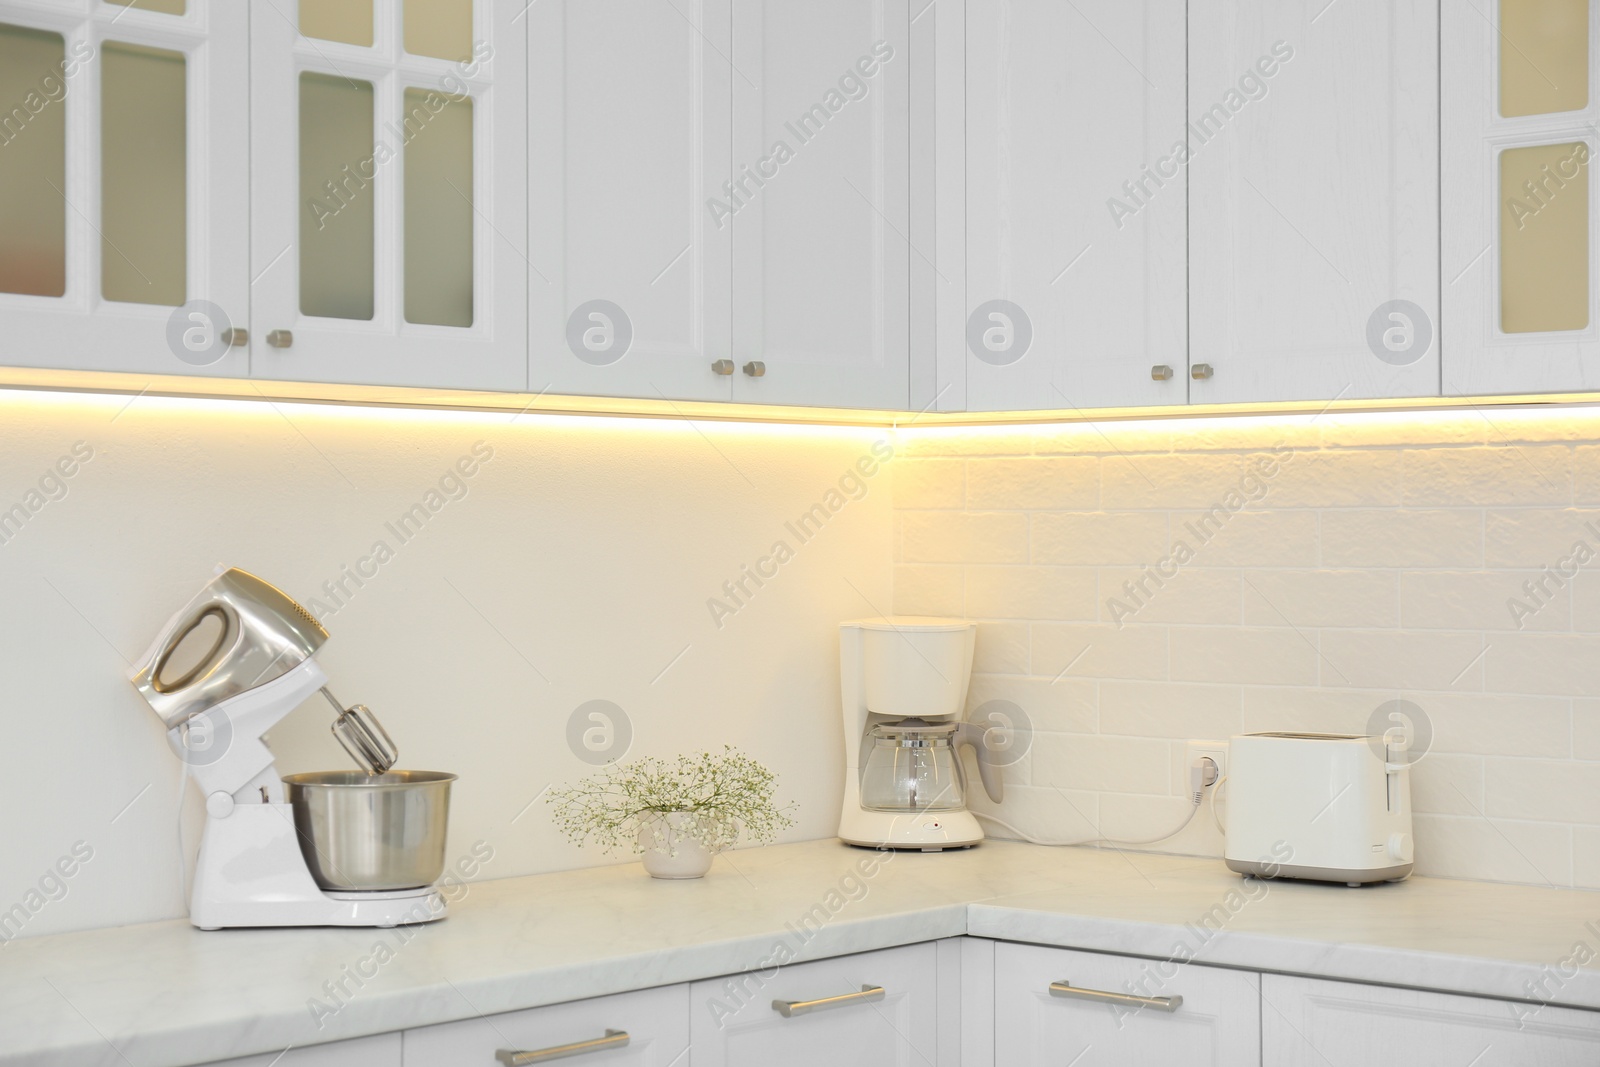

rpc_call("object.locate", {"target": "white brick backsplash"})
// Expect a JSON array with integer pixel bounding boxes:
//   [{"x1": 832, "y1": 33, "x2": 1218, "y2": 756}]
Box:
[
  {"x1": 1483, "y1": 508, "x2": 1600, "y2": 568},
  {"x1": 1320, "y1": 509, "x2": 1483, "y2": 568},
  {"x1": 966, "y1": 457, "x2": 1098, "y2": 510},
  {"x1": 1242, "y1": 687, "x2": 1376, "y2": 734},
  {"x1": 1408, "y1": 754, "x2": 1485, "y2": 816},
  {"x1": 1099, "y1": 681, "x2": 1243, "y2": 738},
  {"x1": 1169, "y1": 627, "x2": 1320, "y2": 686},
  {"x1": 1033, "y1": 623, "x2": 1168, "y2": 681},
  {"x1": 1031, "y1": 733, "x2": 1170, "y2": 793},
  {"x1": 1576, "y1": 827, "x2": 1600, "y2": 890},
  {"x1": 893, "y1": 427, "x2": 1600, "y2": 888},
  {"x1": 1032, "y1": 511, "x2": 1169, "y2": 565},
  {"x1": 1403, "y1": 446, "x2": 1571, "y2": 507},
  {"x1": 973, "y1": 621, "x2": 1030, "y2": 675},
  {"x1": 1100, "y1": 452, "x2": 1283, "y2": 511},
  {"x1": 1411, "y1": 815, "x2": 1572, "y2": 885},
  {"x1": 892, "y1": 459, "x2": 965, "y2": 509},
  {"x1": 1575, "y1": 700, "x2": 1600, "y2": 759},
  {"x1": 899, "y1": 511, "x2": 1028, "y2": 563},
  {"x1": 965, "y1": 674, "x2": 1096, "y2": 734},
  {"x1": 972, "y1": 785, "x2": 1101, "y2": 843},
  {"x1": 1486, "y1": 759, "x2": 1600, "y2": 823},
  {"x1": 1485, "y1": 633, "x2": 1600, "y2": 696},
  {"x1": 965, "y1": 565, "x2": 1097, "y2": 621},
  {"x1": 1242, "y1": 570, "x2": 1398, "y2": 628},
  {"x1": 1424, "y1": 693, "x2": 1571, "y2": 758},
  {"x1": 1318, "y1": 630, "x2": 1484, "y2": 690},
  {"x1": 1401, "y1": 570, "x2": 1568, "y2": 631},
  {"x1": 892, "y1": 565, "x2": 962, "y2": 617},
  {"x1": 1266, "y1": 449, "x2": 1404, "y2": 508},
  {"x1": 1170, "y1": 509, "x2": 1320, "y2": 568},
  {"x1": 1100, "y1": 567, "x2": 1241, "y2": 626}
]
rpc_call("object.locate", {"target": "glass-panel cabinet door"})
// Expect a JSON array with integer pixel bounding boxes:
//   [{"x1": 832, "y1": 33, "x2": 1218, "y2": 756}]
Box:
[
  {"x1": 0, "y1": 1, "x2": 249, "y2": 378},
  {"x1": 1444, "y1": 0, "x2": 1600, "y2": 395},
  {"x1": 250, "y1": 0, "x2": 526, "y2": 391}
]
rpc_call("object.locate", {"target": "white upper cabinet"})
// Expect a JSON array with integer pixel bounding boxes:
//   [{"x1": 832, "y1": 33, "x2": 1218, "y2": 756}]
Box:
[
  {"x1": 249, "y1": 0, "x2": 526, "y2": 391},
  {"x1": 527, "y1": 0, "x2": 734, "y2": 403},
  {"x1": 1443, "y1": 0, "x2": 1599, "y2": 397},
  {"x1": 0, "y1": 0, "x2": 249, "y2": 378},
  {"x1": 959, "y1": 0, "x2": 1187, "y2": 412},
  {"x1": 727, "y1": 0, "x2": 911, "y2": 410},
  {"x1": 1188, "y1": 0, "x2": 1439, "y2": 405}
]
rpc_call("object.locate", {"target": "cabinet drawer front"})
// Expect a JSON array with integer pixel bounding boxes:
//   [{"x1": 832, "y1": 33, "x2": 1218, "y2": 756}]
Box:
[
  {"x1": 403, "y1": 984, "x2": 688, "y2": 1067},
  {"x1": 689, "y1": 942, "x2": 939, "y2": 1066},
  {"x1": 993, "y1": 942, "x2": 1260, "y2": 1065},
  {"x1": 1262, "y1": 973, "x2": 1600, "y2": 1066},
  {"x1": 201, "y1": 1033, "x2": 400, "y2": 1067}
]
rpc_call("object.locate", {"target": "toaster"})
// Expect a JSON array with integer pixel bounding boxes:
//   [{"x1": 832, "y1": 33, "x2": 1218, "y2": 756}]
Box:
[{"x1": 1224, "y1": 732, "x2": 1414, "y2": 886}]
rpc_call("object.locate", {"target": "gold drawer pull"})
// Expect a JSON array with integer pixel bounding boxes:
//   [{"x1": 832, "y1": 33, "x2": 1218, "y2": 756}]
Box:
[
  {"x1": 772, "y1": 984, "x2": 885, "y2": 1018},
  {"x1": 1050, "y1": 981, "x2": 1182, "y2": 1012},
  {"x1": 496, "y1": 1029, "x2": 629, "y2": 1064}
]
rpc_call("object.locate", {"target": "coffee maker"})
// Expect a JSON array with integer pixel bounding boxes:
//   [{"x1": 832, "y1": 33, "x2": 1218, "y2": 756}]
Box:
[{"x1": 838, "y1": 617, "x2": 1002, "y2": 850}]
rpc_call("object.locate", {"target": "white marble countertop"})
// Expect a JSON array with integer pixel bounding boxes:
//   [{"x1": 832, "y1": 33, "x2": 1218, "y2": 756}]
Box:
[{"x1": 5, "y1": 839, "x2": 1599, "y2": 1067}]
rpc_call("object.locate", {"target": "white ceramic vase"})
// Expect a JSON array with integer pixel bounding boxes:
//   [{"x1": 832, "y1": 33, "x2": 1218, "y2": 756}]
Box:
[{"x1": 636, "y1": 812, "x2": 717, "y2": 879}]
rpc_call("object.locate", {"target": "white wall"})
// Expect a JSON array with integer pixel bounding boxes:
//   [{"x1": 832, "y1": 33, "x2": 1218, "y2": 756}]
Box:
[
  {"x1": 894, "y1": 406, "x2": 1600, "y2": 889},
  {"x1": 0, "y1": 389, "x2": 892, "y2": 939}
]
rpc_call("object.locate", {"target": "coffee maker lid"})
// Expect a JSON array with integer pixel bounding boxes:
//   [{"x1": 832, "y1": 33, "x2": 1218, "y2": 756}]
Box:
[{"x1": 844, "y1": 616, "x2": 972, "y2": 632}]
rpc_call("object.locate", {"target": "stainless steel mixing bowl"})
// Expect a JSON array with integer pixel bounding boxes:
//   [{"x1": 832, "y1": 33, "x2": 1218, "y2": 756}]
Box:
[{"x1": 283, "y1": 770, "x2": 457, "y2": 891}]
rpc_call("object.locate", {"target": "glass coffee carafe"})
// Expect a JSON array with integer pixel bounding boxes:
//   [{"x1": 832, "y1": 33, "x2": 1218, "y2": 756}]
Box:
[{"x1": 859, "y1": 718, "x2": 968, "y2": 813}]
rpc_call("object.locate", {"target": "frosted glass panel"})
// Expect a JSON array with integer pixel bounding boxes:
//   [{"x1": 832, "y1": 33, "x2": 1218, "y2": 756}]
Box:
[
  {"x1": 1501, "y1": 142, "x2": 1589, "y2": 333},
  {"x1": 1500, "y1": 0, "x2": 1588, "y2": 117},
  {"x1": 104, "y1": 0, "x2": 188, "y2": 15},
  {"x1": 301, "y1": 0, "x2": 373, "y2": 48},
  {"x1": 403, "y1": 88, "x2": 473, "y2": 326},
  {"x1": 102, "y1": 42, "x2": 187, "y2": 307},
  {"x1": 300, "y1": 73, "x2": 375, "y2": 320},
  {"x1": 0, "y1": 23, "x2": 66, "y2": 298},
  {"x1": 405, "y1": 0, "x2": 472, "y2": 62}
]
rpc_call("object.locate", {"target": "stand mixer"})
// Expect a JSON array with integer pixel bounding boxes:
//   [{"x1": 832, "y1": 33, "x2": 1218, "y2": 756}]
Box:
[
  {"x1": 838, "y1": 617, "x2": 1003, "y2": 850},
  {"x1": 130, "y1": 566, "x2": 455, "y2": 930}
]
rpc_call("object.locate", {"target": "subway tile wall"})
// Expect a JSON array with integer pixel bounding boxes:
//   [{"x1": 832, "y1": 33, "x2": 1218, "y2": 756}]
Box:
[{"x1": 892, "y1": 408, "x2": 1600, "y2": 888}]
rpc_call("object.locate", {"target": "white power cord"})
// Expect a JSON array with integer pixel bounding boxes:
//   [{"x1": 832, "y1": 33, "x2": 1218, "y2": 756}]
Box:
[
  {"x1": 975, "y1": 756, "x2": 1221, "y2": 849},
  {"x1": 1210, "y1": 775, "x2": 1229, "y2": 836}
]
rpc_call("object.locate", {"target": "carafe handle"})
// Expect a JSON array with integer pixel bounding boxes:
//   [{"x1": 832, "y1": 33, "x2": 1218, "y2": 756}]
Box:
[{"x1": 955, "y1": 722, "x2": 1004, "y2": 804}]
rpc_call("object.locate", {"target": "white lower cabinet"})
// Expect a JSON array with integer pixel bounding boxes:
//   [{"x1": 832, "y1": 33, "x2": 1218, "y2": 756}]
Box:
[
  {"x1": 201, "y1": 1033, "x2": 400, "y2": 1067},
  {"x1": 402, "y1": 984, "x2": 688, "y2": 1067},
  {"x1": 990, "y1": 942, "x2": 1260, "y2": 1066},
  {"x1": 688, "y1": 942, "x2": 941, "y2": 1066},
  {"x1": 1261, "y1": 973, "x2": 1600, "y2": 1066}
]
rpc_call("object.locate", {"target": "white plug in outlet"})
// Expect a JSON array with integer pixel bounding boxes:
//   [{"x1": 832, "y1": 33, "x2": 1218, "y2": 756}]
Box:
[{"x1": 1186, "y1": 739, "x2": 1228, "y2": 788}]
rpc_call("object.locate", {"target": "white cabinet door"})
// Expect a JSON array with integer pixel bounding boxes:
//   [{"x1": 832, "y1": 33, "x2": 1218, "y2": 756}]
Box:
[
  {"x1": 961, "y1": 0, "x2": 1187, "y2": 412},
  {"x1": 1442, "y1": 0, "x2": 1600, "y2": 397},
  {"x1": 689, "y1": 942, "x2": 941, "y2": 1066},
  {"x1": 249, "y1": 0, "x2": 526, "y2": 391},
  {"x1": 1261, "y1": 973, "x2": 1600, "y2": 1066},
  {"x1": 0, "y1": 0, "x2": 249, "y2": 378},
  {"x1": 727, "y1": 0, "x2": 911, "y2": 410},
  {"x1": 403, "y1": 984, "x2": 689, "y2": 1067},
  {"x1": 993, "y1": 942, "x2": 1260, "y2": 1066},
  {"x1": 526, "y1": 0, "x2": 734, "y2": 403},
  {"x1": 201, "y1": 1032, "x2": 400, "y2": 1067},
  {"x1": 1189, "y1": 0, "x2": 1439, "y2": 405}
]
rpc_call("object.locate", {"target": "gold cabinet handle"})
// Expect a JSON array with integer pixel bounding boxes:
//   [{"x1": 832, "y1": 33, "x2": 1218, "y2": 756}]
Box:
[
  {"x1": 495, "y1": 1030, "x2": 629, "y2": 1064},
  {"x1": 1191, "y1": 363, "x2": 1213, "y2": 380},
  {"x1": 772, "y1": 984, "x2": 885, "y2": 1018},
  {"x1": 1151, "y1": 364, "x2": 1173, "y2": 380},
  {"x1": 1049, "y1": 981, "x2": 1182, "y2": 1012}
]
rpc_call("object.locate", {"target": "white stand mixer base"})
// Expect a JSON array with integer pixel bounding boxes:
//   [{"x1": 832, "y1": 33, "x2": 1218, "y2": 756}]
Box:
[{"x1": 190, "y1": 803, "x2": 448, "y2": 930}]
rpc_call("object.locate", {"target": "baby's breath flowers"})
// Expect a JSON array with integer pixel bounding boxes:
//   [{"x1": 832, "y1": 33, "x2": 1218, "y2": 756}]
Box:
[{"x1": 548, "y1": 746, "x2": 796, "y2": 857}]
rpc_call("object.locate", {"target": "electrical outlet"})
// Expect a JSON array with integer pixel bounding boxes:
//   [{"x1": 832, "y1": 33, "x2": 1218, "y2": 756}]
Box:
[{"x1": 1186, "y1": 739, "x2": 1228, "y2": 786}]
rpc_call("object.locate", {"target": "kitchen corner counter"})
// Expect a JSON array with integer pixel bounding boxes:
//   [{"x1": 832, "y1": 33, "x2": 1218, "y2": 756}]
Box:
[{"x1": 5, "y1": 839, "x2": 1599, "y2": 1066}]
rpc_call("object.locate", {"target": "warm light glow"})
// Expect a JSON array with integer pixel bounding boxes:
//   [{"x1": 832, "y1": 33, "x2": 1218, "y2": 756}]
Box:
[{"x1": 4, "y1": 363, "x2": 1600, "y2": 442}]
